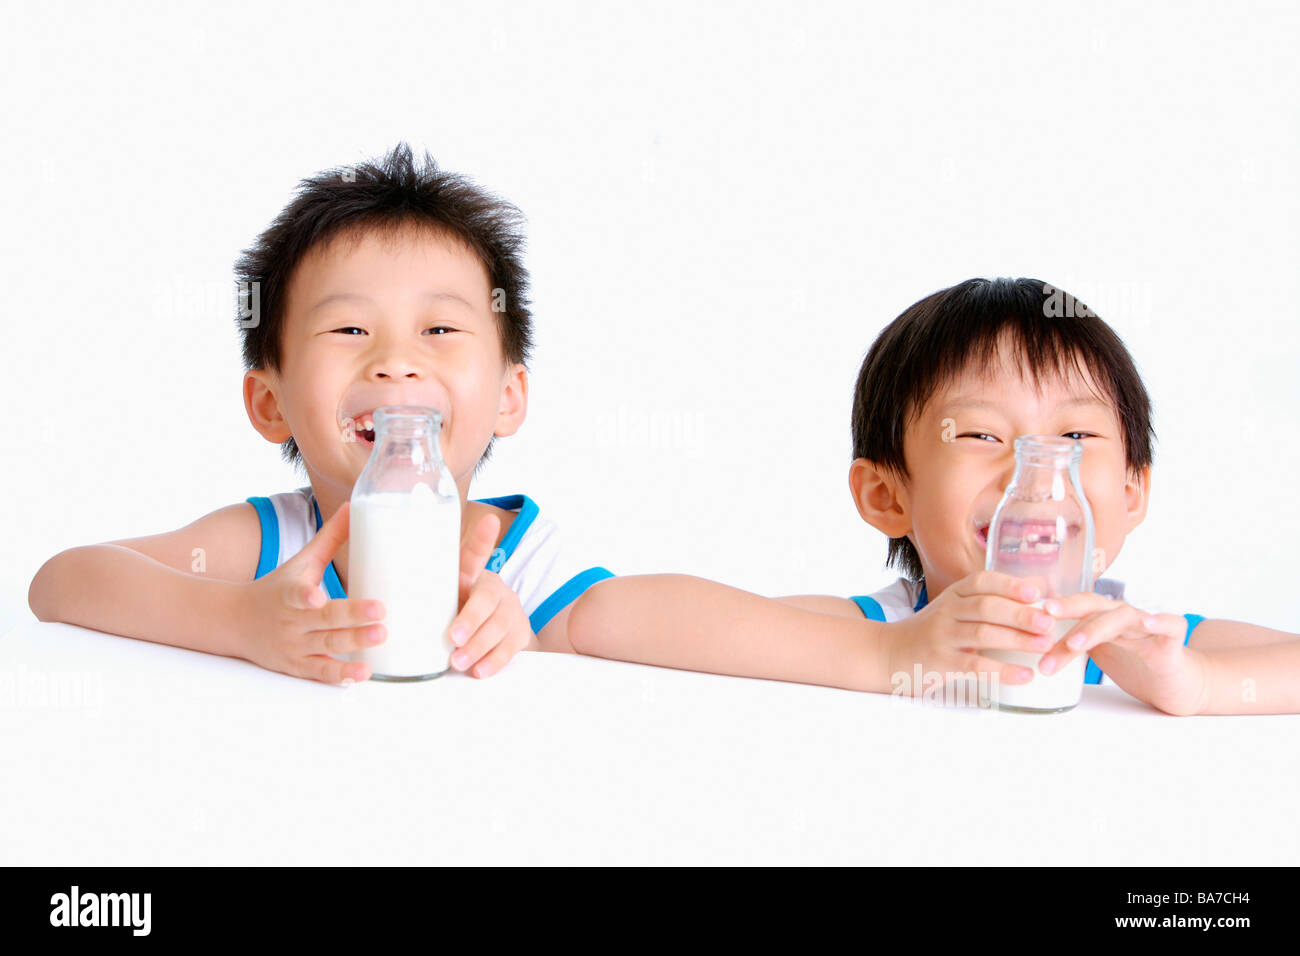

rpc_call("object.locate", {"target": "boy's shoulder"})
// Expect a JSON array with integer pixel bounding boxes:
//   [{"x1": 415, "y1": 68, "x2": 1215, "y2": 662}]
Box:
[{"x1": 850, "y1": 578, "x2": 926, "y2": 623}]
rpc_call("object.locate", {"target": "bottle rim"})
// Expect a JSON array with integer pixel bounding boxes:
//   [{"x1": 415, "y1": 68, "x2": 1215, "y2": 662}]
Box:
[
  {"x1": 1013, "y1": 434, "x2": 1082, "y2": 460},
  {"x1": 373, "y1": 405, "x2": 443, "y2": 431}
]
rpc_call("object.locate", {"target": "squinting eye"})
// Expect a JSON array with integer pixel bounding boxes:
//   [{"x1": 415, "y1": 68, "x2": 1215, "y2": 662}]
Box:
[
  {"x1": 1062, "y1": 431, "x2": 1097, "y2": 440},
  {"x1": 424, "y1": 327, "x2": 455, "y2": 335},
  {"x1": 958, "y1": 433, "x2": 1000, "y2": 442},
  {"x1": 331, "y1": 327, "x2": 365, "y2": 335}
]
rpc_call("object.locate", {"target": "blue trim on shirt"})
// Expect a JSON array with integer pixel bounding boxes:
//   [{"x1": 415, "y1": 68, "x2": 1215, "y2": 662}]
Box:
[
  {"x1": 850, "y1": 582, "x2": 926, "y2": 620},
  {"x1": 311, "y1": 497, "x2": 348, "y2": 599},
  {"x1": 245, "y1": 497, "x2": 280, "y2": 580},
  {"x1": 851, "y1": 595, "x2": 887, "y2": 621},
  {"x1": 472, "y1": 494, "x2": 539, "y2": 572},
  {"x1": 529, "y1": 567, "x2": 615, "y2": 635}
]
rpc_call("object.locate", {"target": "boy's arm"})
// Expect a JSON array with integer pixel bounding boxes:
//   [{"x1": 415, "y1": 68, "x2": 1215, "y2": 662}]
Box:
[
  {"x1": 27, "y1": 503, "x2": 262, "y2": 659},
  {"x1": 1186, "y1": 618, "x2": 1298, "y2": 651},
  {"x1": 1196, "y1": 639, "x2": 1300, "y2": 714},
  {"x1": 774, "y1": 594, "x2": 867, "y2": 617},
  {"x1": 1186, "y1": 619, "x2": 1300, "y2": 713},
  {"x1": 563, "y1": 574, "x2": 893, "y2": 692}
]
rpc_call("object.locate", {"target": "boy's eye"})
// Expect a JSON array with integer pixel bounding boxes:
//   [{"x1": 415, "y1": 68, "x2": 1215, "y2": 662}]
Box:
[
  {"x1": 327, "y1": 326, "x2": 457, "y2": 336},
  {"x1": 1062, "y1": 431, "x2": 1097, "y2": 440},
  {"x1": 958, "y1": 432, "x2": 1000, "y2": 443}
]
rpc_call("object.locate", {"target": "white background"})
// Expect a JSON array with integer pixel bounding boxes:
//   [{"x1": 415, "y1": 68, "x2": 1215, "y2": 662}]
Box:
[{"x1": 2, "y1": 0, "x2": 1297, "y2": 635}]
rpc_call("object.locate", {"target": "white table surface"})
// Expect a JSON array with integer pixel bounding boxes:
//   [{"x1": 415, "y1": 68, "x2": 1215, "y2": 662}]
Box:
[{"x1": 2, "y1": 620, "x2": 1295, "y2": 866}]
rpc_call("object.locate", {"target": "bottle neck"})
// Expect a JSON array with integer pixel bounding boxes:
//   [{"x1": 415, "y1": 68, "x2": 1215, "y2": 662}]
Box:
[{"x1": 1008, "y1": 437, "x2": 1082, "y2": 498}]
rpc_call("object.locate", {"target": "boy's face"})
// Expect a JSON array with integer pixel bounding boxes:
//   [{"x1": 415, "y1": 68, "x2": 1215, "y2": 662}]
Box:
[
  {"x1": 851, "y1": 340, "x2": 1150, "y2": 596},
  {"x1": 244, "y1": 226, "x2": 526, "y2": 504}
]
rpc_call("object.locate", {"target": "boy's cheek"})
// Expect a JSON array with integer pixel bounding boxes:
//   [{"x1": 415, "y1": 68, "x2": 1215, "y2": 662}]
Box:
[{"x1": 1088, "y1": 503, "x2": 1129, "y2": 574}]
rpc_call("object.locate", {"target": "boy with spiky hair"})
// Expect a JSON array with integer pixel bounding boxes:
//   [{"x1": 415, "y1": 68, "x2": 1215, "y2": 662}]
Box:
[
  {"x1": 30, "y1": 143, "x2": 611, "y2": 682},
  {"x1": 567, "y1": 278, "x2": 1300, "y2": 715}
]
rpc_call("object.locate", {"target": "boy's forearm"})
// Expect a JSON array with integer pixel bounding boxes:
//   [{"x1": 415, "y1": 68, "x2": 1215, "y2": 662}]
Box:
[
  {"x1": 1198, "y1": 641, "x2": 1300, "y2": 715},
  {"x1": 29, "y1": 545, "x2": 249, "y2": 660},
  {"x1": 1186, "y1": 617, "x2": 1298, "y2": 651},
  {"x1": 567, "y1": 574, "x2": 893, "y2": 692}
]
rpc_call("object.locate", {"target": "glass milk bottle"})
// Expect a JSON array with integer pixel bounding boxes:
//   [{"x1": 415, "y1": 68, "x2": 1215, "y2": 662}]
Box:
[
  {"x1": 346, "y1": 406, "x2": 461, "y2": 681},
  {"x1": 978, "y1": 436, "x2": 1095, "y2": 713}
]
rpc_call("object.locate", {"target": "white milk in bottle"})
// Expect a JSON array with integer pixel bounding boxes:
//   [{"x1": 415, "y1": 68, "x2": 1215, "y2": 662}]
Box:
[
  {"x1": 984, "y1": 601, "x2": 1086, "y2": 711},
  {"x1": 345, "y1": 406, "x2": 461, "y2": 681}
]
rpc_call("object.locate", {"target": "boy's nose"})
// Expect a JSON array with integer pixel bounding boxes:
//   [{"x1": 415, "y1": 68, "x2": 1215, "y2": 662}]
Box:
[{"x1": 367, "y1": 354, "x2": 425, "y2": 380}]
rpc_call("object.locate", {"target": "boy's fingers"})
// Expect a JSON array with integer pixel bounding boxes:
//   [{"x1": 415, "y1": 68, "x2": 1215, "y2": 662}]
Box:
[
  {"x1": 1038, "y1": 607, "x2": 1142, "y2": 674},
  {"x1": 288, "y1": 582, "x2": 329, "y2": 611},
  {"x1": 957, "y1": 571, "x2": 1045, "y2": 604},
  {"x1": 450, "y1": 608, "x2": 511, "y2": 672},
  {"x1": 1041, "y1": 592, "x2": 1119, "y2": 619},
  {"x1": 1140, "y1": 612, "x2": 1188, "y2": 642},
  {"x1": 963, "y1": 653, "x2": 1035, "y2": 685},
  {"x1": 312, "y1": 623, "x2": 386, "y2": 656},
  {"x1": 954, "y1": 596, "x2": 1057, "y2": 640},
  {"x1": 955, "y1": 618, "x2": 1055, "y2": 653},
  {"x1": 448, "y1": 577, "x2": 501, "y2": 647},
  {"x1": 459, "y1": 513, "x2": 501, "y2": 600},
  {"x1": 299, "y1": 654, "x2": 370, "y2": 684},
  {"x1": 309, "y1": 596, "x2": 386, "y2": 631},
  {"x1": 469, "y1": 626, "x2": 530, "y2": 679},
  {"x1": 293, "y1": 501, "x2": 351, "y2": 579}
]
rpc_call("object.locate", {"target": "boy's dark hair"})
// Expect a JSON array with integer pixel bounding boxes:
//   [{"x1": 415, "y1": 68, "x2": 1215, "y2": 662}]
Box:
[
  {"x1": 850, "y1": 277, "x2": 1154, "y2": 583},
  {"x1": 233, "y1": 142, "x2": 534, "y2": 470}
]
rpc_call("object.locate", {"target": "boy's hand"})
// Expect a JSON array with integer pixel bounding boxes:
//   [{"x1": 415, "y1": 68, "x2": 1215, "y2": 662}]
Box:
[
  {"x1": 888, "y1": 571, "x2": 1058, "y2": 691},
  {"x1": 447, "y1": 512, "x2": 534, "y2": 679},
  {"x1": 1036, "y1": 593, "x2": 1209, "y2": 716},
  {"x1": 236, "y1": 501, "x2": 384, "y2": 684}
]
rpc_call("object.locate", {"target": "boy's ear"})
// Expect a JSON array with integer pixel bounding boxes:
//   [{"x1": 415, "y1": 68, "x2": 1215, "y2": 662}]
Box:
[
  {"x1": 849, "y1": 458, "x2": 911, "y2": 538},
  {"x1": 493, "y1": 363, "x2": 528, "y2": 438},
  {"x1": 243, "y1": 370, "x2": 292, "y2": 444},
  {"x1": 1124, "y1": 464, "x2": 1152, "y2": 532}
]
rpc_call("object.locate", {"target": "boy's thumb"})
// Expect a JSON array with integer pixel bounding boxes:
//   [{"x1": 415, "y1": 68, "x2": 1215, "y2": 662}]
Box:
[
  {"x1": 459, "y1": 511, "x2": 501, "y2": 597},
  {"x1": 296, "y1": 500, "x2": 350, "y2": 575}
]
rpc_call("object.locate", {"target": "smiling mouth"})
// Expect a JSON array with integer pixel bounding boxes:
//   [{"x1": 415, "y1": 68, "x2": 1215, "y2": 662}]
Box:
[
  {"x1": 340, "y1": 413, "x2": 377, "y2": 446},
  {"x1": 984, "y1": 519, "x2": 1082, "y2": 563}
]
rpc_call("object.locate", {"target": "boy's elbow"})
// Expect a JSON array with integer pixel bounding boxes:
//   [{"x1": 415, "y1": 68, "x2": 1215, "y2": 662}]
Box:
[
  {"x1": 566, "y1": 577, "x2": 619, "y2": 656},
  {"x1": 28, "y1": 548, "x2": 86, "y2": 622},
  {"x1": 28, "y1": 553, "x2": 62, "y2": 621}
]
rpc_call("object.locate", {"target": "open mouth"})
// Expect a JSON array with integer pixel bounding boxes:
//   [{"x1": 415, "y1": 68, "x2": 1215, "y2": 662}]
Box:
[
  {"x1": 986, "y1": 518, "x2": 1079, "y2": 564},
  {"x1": 340, "y1": 412, "x2": 377, "y2": 447}
]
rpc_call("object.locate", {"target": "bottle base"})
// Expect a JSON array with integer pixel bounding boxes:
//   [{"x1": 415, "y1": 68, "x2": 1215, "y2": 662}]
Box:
[
  {"x1": 979, "y1": 697, "x2": 1079, "y2": 714},
  {"x1": 368, "y1": 667, "x2": 451, "y2": 683}
]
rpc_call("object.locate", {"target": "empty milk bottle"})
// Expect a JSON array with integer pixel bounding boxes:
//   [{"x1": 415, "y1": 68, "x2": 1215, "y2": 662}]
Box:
[
  {"x1": 978, "y1": 435, "x2": 1095, "y2": 713},
  {"x1": 346, "y1": 406, "x2": 461, "y2": 681}
]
